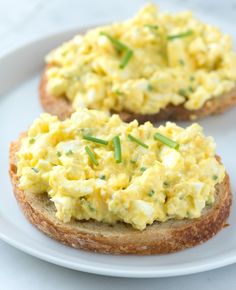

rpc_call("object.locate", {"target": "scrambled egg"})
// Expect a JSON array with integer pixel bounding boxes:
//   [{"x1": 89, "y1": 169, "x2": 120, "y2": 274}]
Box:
[
  {"x1": 17, "y1": 109, "x2": 225, "y2": 230},
  {"x1": 46, "y1": 4, "x2": 236, "y2": 115}
]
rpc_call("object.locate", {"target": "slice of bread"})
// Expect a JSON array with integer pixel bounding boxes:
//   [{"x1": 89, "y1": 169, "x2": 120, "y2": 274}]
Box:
[
  {"x1": 39, "y1": 67, "x2": 236, "y2": 122},
  {"x1": 9, "y1": 135, "x2": 232, "y2": 255}
]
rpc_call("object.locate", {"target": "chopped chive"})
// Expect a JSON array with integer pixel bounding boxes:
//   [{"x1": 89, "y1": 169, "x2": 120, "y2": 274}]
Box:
[
  {"x1": 57, "y1": 151, "x2": 62, "y2": 157},
  {"x1": 147, "y1": 83, "x2": 153, "y2": 91},
  {"x1": 144, "y1": 24, "x2": 159, "y2": 30},
  {"x1": 85, "y1": 146, "x2": 99, "y2": 165},
  {"x1": 83, "y1": 134, "x2": 108, "y2": 145},
  {"x1": 114, "y1": 89, "x2": 123, "y2": 95},
  {"x1": 119, "y1": 49, "x2": 133, "y2": 69},
  {"x1": 128, "y1": 134, "x2": 149, "y2": 148},
  {"x1": 87, "y1": 202, "x2": 96, "y2": 212},
  {"x1": 100, "y1": 32, "x2": 133, "y2": 69},
  {"x1": 167, "y1": 30, "x2": 193, "y2": 41},
  {"x1": 99, "y1": 174, "x2": 106, "y2": 180},
  {"x1": 190, "y1": 76, "x2": 195, "y2": 81},
  {"x1": 88, "y1": 204, "x2": 95, "y2": 211},
  {"x1": 186, "y1": 212, "x2": 191, "y2": 218},
  {"x1": 178, "y1": 88, "x2": 188, "y2": 97},
  {"x1": 213, "y1": 175, "x2": 218, "y2": 180},
  {"x1": 79, "y1": 128, "x2": 92, "y2": 136},
  {"x1": 100, "y1": 32, "x2": 128, "y2": 51},
  {"x1": 112, "y1": 135, "x2": 122, "y2": 163},
  {"x1": 179, "y1": 59, "x2": 185, "y2": 66},
  {"x1": 140, "y1": 167, "x2": 147, "y2": 172},
  {"x1": 130, "y1": 159, "x2": 137, "y2": 164},
  {"x1": 154, "y1": 132, "x2": 179, "y2": 150},
  {"x1": 66, "y1": 150, "x2": 73, "y2": 156},
  {"x1": 29, "y1": 138, "x2": 35, "y2": 144},
  {"x1": 188, "y1": 86, "x2": 194, "y2": 93},
  {"x1": 163, "y1": 181, "x2": 169, "y2": 187},
  {"x1": 148, "y1": 190, "x2": 155, "y2": 197},
  {"x1": 206, "y1": 200, "x2": 211, "y2": 206},
  {"x1": 31, "y1": 167, "x2": 39, "y2": 173}
]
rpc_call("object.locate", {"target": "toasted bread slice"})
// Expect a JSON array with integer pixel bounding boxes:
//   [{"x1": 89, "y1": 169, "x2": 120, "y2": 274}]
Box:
[
  {"x1": 39, "y1": 68, "x2": 236, "y2": 122},
  {"x1": 9, "y1": 135, "x2": 232, "y2": 255}
]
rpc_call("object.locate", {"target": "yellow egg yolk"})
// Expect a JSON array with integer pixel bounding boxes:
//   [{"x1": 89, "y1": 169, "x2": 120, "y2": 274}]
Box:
[
  {"x1": 46, "y1": 4, "x2": 236, "y2": 115},
  {"x1": 17, "y1": 109, "x2": 225, "y2": 230}
]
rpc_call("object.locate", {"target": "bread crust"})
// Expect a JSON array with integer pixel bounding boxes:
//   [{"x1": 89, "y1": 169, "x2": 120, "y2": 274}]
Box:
[
  {"x1": 9, "y1": 136, "x2": 232, "y2": 255},
  {"x1": 39, "y1": 67, "x2": 236, "y2": 122}
]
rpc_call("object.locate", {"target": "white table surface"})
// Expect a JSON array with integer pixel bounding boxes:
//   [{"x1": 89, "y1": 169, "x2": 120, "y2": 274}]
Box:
[{"x1": 1, "y1": 0, "x2": 236, "y2": 288}]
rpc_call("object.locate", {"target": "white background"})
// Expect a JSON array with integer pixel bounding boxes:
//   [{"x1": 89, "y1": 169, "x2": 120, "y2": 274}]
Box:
[{"x1": 1, "y1": 0, "x2": 236, "y2": 289}]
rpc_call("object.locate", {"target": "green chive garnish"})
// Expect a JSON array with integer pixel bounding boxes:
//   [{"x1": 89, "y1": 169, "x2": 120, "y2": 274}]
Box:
[
  {"x1": 147, "y1": 83, "x2": 153, "y2": 91},
  {"x1": 57, "y1": 151, "x2": 62, "y2": 157},
  {"x1": 87, "y1": 202, "x2": 96, "y2": 212},
  {"x1": 100, "y1": 32, "x2": 133, "y2": 69},
  {"x1": 31, "y1": 167, "x2": 39, "y2": 173},
  {"x1": 112, "y1": 135, "x2": 122, "y2": 163},
  {"x1": 140, "y1": 167, "x2": 147, "y2": 172},
  {"x1": 128, "y1": 134, "x2": 149, "y2": 148},
  {"x1": 188, "y1": 86, "x2": 194, "y2": 93},
  {"x1": 144, "y1": 24, "x2": 159, "y2": 30},
  {"x1": 29, "y1": 138, "x2": 35, "y2": 144},
  {"x1": 99, "y1": 174, "x2": 106, "y2": 180},
  {"x1": 213, "y1": 175, "x2": 218, "y2": 180},
  {"x1": 154, "y1": 132, "x2": 179, "y2": 150},
  {"x1": 148, "y1": 190, "x2": 155, "y2": 197},
  {"x1": 167, "y1": 30, "x2": 193, "y2": 40},
  {"x1": 163, "y1": 181, "x2": 169, "y2": 187},
  {"x1": 83, "y1": 134, "x2": 108, "y2": 145},
  {"x1": 114, "y1": 89, "x2": 123, "y2": 95},
  {"x1": 119, "y1": 49, "x2": 133, "y2": 69},
  {"x1": 178, "y1": 88, "x2": 188, "y2": 97},
  {"x1": 66, "y1": 150, "x2": 73, "y2": 156},
  {"x1": 100, "y1": 32, "x2": 128, "y2": 51},
  {"x1": 85, "y1": 146, "x2": 99, "y2": 165}
]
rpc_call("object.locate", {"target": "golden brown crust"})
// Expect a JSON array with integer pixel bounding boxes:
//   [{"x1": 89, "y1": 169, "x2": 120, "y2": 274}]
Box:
[
  {"x1": 9, "y1": 137, "x2": 232, "y2": 255},
  {"x1": 39, "y1": 67, "x2": 236, "y2": 122}
]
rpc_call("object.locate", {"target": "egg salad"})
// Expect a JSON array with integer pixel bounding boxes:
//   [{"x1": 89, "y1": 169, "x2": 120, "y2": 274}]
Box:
[
  {"x1": 16, "y1": 109, "x2": 225, "y2": 230},
  {"x1": 45, "y1": 4, "x2": 236, "y2": 115}
]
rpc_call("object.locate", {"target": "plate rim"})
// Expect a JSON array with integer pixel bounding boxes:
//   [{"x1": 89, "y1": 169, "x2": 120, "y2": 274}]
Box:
[
  {"x1": 0, "y1": 28, "x2": 235, "y2": 278},
  {"x1": 1, "y1": 229, "x2": 236, "y2": 278}
]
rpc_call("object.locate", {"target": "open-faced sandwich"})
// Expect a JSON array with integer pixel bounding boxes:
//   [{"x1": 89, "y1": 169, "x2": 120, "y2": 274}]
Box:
[
  {"x1": 9, "y1": 109, "x2": 231, "y2": 254},
  {"x1": 40, "y1": 4, "x2": 236, "y2": 122}
]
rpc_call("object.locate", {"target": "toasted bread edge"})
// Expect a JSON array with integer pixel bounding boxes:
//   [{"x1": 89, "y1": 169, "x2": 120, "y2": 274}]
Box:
[
  {"x1": 9, "y1": 136, "x2": 232, "y2": 255},
  {"x1": 39, "y1": 67, "x2": 236, "y2": 122}
]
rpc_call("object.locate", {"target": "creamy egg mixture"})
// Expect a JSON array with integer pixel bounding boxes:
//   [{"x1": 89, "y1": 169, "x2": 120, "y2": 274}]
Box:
[
  {"x1": 16, "y1": 109, "x2": 225, "y2": 230},
  {"x1": 46, "y1": 4, "x2": 236, "y2": 115}
]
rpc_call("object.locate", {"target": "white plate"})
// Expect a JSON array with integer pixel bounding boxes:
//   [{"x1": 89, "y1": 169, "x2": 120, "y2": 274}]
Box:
[{"x1": 0, "y1": 27, "x2": 236, "y2": 278}]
